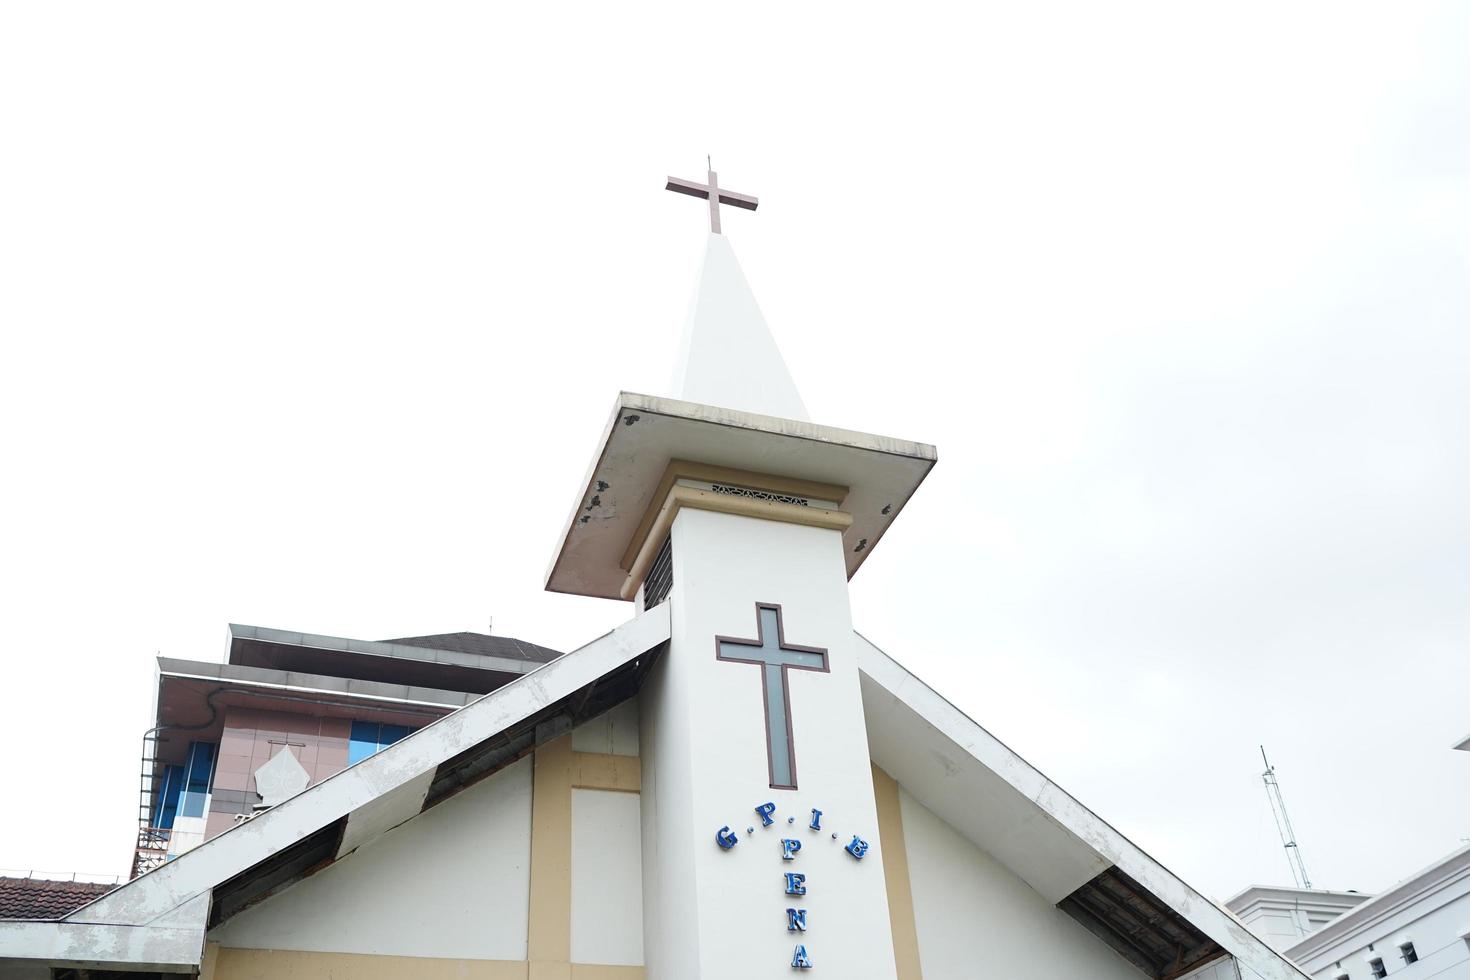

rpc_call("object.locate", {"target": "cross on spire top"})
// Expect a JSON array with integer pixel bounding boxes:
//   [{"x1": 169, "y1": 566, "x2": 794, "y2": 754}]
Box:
[{"x1": 666, "y1": 163, "x2": 758, "y2": 234}]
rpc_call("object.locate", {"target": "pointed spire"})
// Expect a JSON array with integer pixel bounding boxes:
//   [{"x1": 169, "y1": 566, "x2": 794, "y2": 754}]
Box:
[{"x1": 671, "y1": 233, "x2": 809, "y2": 421}]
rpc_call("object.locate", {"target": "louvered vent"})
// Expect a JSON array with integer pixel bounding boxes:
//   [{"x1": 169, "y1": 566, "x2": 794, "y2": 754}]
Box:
[{"x1": 641, "y1": 534, "x2": 674, "y2": 611}]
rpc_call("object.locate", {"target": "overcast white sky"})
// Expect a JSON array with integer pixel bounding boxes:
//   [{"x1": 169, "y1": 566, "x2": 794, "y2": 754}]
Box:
[{"x1": 2, "y1": 2, "x2": 1467, "y2": 899}]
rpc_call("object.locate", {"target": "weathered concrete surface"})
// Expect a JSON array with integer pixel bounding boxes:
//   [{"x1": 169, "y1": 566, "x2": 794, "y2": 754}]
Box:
[{"x1": 0, "y1": 892, "x2": 207, "y2": 972}]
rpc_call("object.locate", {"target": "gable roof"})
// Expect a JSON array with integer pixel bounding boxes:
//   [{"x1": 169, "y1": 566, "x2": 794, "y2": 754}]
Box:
[{"x1": 2, "y1": 610, "x2": 1307, "y2": 979}]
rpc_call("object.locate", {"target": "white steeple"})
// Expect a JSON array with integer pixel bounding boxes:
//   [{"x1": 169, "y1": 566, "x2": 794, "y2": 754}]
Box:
[
  {"x1": 671, "y1": 233, "x2": 809, "y2": 421},
  {"x1": 545, "y1": 168, "x2": 936, "y2": 603}
]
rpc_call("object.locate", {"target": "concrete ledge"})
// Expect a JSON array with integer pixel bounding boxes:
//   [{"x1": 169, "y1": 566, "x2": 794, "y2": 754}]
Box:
[
  {"x1": 227, "y1": 625, "x2": 545, "y2": 678},
  {"x1": 158, "y1": 657, "x2": 479, "y2": 709},
  {"x1": 0, "y1": 892, "x2": 207, "y2": 972}
]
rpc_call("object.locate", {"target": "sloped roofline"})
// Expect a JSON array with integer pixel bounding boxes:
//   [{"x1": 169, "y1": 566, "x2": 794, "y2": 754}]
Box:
[
  {"x1": 0, "y1": 607, "x2": 670, "y2": 971},
  {"x1": 853, "y1": 631, "x2": 1312, "y2": 980}
]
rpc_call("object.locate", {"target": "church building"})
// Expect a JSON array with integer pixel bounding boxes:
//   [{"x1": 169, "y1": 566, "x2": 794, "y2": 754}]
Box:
[{"x1": 0, "y1": 169, "x2": 1311, "y2": 980}]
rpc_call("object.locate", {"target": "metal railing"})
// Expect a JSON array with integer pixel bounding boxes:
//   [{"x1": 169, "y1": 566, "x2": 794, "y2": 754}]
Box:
[{"x1": 130, "y1": 824, "x2": 171, "y2": 879}]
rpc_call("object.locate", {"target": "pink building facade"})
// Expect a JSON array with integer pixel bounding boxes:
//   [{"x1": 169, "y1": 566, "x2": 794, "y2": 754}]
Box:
[{"x1": 135, "y1": 625, "x2": 558, "y2": 876}]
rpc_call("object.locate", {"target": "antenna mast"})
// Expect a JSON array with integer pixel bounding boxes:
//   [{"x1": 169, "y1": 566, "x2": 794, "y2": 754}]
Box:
[{"x1": 1260, "y1": 746, "x2": 1313, "y2": 889}]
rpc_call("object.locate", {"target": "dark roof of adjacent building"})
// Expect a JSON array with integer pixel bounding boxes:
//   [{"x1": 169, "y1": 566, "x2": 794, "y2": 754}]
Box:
[
  {"x1": 382, "y1": 632, "x2": 561, "y2": 664},
  {"x1": 225, "y1": 624, "x2": 563, "y2": 698},
  {"x1": 0, "y1": 877, "x2": 114, "y2": 920}
]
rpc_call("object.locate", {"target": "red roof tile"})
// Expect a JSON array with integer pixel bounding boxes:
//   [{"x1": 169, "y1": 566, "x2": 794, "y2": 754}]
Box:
[{"x1": 0, "y1": 876, "x2": 115, "y2": 920}]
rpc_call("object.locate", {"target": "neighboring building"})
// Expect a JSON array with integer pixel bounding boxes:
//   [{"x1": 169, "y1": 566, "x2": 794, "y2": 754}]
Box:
[
  {"x1": 1230, "y1": 739, "x2": 1470, "y2": 979},
  {"x1": 135, "y1": 624, "x2": 559, "y2": 875},
  {"x1": 1276, "y1": 845, "x2": 1470, "y2": 980},
  {"x1": 1227, "y1": 887, "x2": 1372, "y2": 952},
  {"x1": 0, "y1": 172, "x2": 1313, "y2": 980}
]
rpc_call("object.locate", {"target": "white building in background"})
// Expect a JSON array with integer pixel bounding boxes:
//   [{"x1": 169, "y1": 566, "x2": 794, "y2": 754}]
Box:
[
  {"x1": 1228, "y1": 888, "x2": 1371, "y2": 952},
  {"x1": 1228, "y1": 738, "x2": 1470, "y2": 980}
]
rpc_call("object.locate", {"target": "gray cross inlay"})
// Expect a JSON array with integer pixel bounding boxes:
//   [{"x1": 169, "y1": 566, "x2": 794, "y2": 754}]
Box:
[{"x1": 716, "y1": 604, "x2": 829, "y2": 790}]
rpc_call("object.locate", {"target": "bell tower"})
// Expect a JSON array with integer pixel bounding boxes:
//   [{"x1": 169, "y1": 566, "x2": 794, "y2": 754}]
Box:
[{"x1": 546, "y1": 168, "x2": 936, "y2": 979}]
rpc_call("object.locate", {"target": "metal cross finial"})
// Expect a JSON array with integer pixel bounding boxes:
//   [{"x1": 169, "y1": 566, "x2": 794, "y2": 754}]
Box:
[{"x1": 666, "y1": 163, "x2": 758, "y2": 234}]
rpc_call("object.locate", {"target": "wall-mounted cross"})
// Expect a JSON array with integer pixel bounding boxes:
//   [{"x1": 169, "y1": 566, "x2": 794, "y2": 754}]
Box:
[
  {"x1": 665, "y1": 162, "x2": 758, "y2": 234},
  {"x1": 716, "y1": 603, "x2": 829, "y2": 790}
]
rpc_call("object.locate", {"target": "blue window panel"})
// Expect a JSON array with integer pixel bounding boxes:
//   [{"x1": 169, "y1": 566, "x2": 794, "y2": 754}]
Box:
[
  {"x1": 179, "y1": 741, "x2": 217, "y2": 819},
  {"x1": 179, "y1": 790, "x2": 207, "y2": 819},
  {"x1": 349, "y1": 721, "x2": 381, "y2": 765},
  {"x1": 184, "y1": 742, "x2": 215, "y2": 791},
  {"x1": 348, "y1": 720, "x2": 418, "y2": 764},
  {"x1": 153, "y1": 764, "x2": 184, "y2": 829}
]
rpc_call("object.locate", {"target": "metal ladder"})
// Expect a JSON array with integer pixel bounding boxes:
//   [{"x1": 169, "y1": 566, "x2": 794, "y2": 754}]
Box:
[{"x1": 129, "y1": 727, "x2": 171, "y2": 880}]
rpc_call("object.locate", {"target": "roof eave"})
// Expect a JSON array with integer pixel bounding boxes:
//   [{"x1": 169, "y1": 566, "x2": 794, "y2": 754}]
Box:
[
  {"x1": 855, "y1": 630, "x2": 1312, "y2": 980},
  {"x1": 226, "y1": 623, "x2": 545, "y2": 677}
]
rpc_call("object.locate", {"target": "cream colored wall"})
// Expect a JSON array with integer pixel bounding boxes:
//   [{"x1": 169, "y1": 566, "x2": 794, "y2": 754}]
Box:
[
  {"x1": 208, "y1": 725, "x2": 651, "y2": 980},
  {"x1": 899, "y1": 786, "x2": 1144, "y2": 980},
  {"x1": 872, "y1": 764, "x2": 923, "y2": 980},
  {"x1": 208, "y1": 756, "x2": 533, "y2": 960},
  {"x1": 209, "y1": 948, "x2": 645, "y2": 980}
]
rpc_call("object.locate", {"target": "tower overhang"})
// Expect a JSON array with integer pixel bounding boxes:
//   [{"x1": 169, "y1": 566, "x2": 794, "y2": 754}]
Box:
[{"x1": 545, "y1": 391, "x2": 937, "y2": 600}]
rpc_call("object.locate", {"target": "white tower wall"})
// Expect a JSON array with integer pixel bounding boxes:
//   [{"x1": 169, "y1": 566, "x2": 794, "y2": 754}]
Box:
[{"x1": 640, "y1": 506, "x2": 897, "y2": 979}]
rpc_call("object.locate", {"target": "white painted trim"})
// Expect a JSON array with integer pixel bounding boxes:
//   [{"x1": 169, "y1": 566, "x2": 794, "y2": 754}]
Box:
[{"x1": 853, "y1": 631, "x2": 1311, "y2": 980}]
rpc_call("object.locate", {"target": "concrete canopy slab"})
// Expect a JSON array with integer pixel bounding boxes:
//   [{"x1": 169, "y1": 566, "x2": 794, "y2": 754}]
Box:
[
  {"x1": 226, "y1": 624, "x2": 548, "y2": 694},
  {"x1": 157, "y1": 657, "x2": 480, "y2": 710},
  {"x1": 546, "y1": 391, "x2": 937, "y2": 600},
  {"x1": 0, "y1": 892, "x2": 208, "y2": 973}
]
